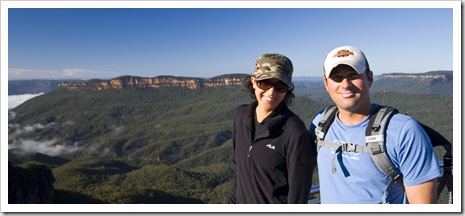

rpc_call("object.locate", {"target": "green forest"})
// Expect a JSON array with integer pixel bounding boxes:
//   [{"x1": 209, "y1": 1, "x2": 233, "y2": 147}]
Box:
[{"x1": 8, "y1": 75, "x2": 453, "y2": 204}]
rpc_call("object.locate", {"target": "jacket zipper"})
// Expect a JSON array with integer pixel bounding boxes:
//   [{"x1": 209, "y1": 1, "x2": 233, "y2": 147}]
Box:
[{"x1": 247, "y1": 146, "x2": 253, "y2": 157}]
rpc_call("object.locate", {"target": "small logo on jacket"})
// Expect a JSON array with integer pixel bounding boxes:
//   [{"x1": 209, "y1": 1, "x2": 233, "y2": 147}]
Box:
[{"x1": 266, "y1": 144, "x2": 275, "y2": 150}]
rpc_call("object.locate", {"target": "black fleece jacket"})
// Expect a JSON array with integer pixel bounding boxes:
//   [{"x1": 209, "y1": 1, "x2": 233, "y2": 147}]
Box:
[{"x1": 228, "y1": 101, "x2": 316, "y2": 204}]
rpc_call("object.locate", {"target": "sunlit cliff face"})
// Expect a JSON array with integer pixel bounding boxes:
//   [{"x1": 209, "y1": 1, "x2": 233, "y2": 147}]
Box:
[
  {"x1": 380, "y1": 73, "x2": 452, "y2": 81},
  {"x1": 59, "y1": 76, "x2": 246, "y2": 91}
]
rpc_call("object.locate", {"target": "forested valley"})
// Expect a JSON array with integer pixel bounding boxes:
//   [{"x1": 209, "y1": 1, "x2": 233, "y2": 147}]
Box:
[{"x1": 8, "y1": 72, "x2": 453, "y2": 204}]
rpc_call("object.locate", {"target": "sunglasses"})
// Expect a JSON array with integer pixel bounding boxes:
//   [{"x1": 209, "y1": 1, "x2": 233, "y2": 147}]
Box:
[
  {"x1": 256, "y1": 80, "x2": 288, "y2": 93},
  {"x1": 329, "y1": 73, "x2": 362, "y2": 83}
]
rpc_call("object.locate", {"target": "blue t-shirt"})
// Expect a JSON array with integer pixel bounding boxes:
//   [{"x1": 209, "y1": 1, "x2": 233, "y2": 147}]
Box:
[{"x1": 309, "y1": 105, "x2": 442, "y2": 204}]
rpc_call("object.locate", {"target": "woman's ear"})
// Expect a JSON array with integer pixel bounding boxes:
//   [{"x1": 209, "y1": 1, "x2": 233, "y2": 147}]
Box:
[{"x1": 250, "y1": 76, "x2": 256, "y2": 89}]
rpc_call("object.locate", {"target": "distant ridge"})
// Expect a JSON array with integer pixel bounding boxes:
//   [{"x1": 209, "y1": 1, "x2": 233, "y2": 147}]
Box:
[
  {"x1": 8, "y1": 71, "x2": 452, "y2": 96},
  {"x1": 378, "y1": 70, "x2": 452, "y2": 81},
  {"x1": 380, "y1": 70, "x2": 453, "y2": 76},
  {"x1": 371, "y1": 70, "x2": 452, "y2": 96},
  {"x1": 8, "y1": 79, "x2": 83, "y2": 95},
  {"x1": 58, "y1": 74, "x2": 249, "y2": 91}
]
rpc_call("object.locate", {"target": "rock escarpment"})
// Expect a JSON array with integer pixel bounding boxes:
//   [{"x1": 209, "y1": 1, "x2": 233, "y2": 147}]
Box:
[
  {"x1": 59, "y1": 74, "x2": 248, "y2": 91},
  {"x1": 380, "y1": 73, "x2": 452, "y2": 82}
]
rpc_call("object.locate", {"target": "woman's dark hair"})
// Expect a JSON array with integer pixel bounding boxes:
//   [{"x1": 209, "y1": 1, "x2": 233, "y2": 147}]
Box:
[{"x1": 244, "y1": 76, "x2": 295, "y2": 105}]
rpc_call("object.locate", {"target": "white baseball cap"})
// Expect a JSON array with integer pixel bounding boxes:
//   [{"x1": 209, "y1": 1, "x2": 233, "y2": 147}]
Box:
[{"x1": 323, "y1": 45, "x2": 370, "y2": 78}]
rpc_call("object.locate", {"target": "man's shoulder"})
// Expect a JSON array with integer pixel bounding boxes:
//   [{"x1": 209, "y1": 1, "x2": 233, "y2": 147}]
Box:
[
  {"x1": 385, "y1": 112, "x2": 430, "y2": 143},
  {"x1": 389, "y1": 112, "x2": 419, "y2": 127},
  {"x1": 373, "y1": 105, "x2": 420, "y2": 126}
]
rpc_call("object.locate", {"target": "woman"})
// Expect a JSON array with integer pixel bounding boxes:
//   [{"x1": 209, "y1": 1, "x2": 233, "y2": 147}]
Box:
[{"x1": 228, "y1": 53, "x2": 316, "y2": 204}]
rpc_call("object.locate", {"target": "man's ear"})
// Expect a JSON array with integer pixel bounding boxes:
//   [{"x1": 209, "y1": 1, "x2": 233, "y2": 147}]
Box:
[
  {"x1": 323, "y1": 77, "x2": 329, "y2": 92},
  {"x1": 366, "y1": 70, "x2": 374, "y2": 87}
]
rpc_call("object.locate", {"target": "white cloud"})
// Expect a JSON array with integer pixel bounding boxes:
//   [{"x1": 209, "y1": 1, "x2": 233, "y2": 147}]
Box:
[
  {"x1": 8, "y1": 93, "x2": 44, "y2": 109},
  {"x1": 112, "y1": 125, "x2": 125, "y2": 134},
  {"x1": 8, "y1": 68, "x2": 122, "y2": 80},
  {"x1": 8, "y1": 120, "x2": 82, "y2": 157},
  {"x1": 9, "y1": 110, "x2": 17, "y2": 119},
  {"x1": 62, "y1": 68, "x2": 89, "y2": 76},
  {"x1": 62, "y1": 120, "x2": 75, "y2": 126},
  {"x1": 9, "y1": 122, "x2": 56, "y2": 137},
  {"x1": 22, "y1": 123, "x2": 45, "y2": 133},
  {"x1": 8, "y1": 68, "x2": 59, "y2": 79},
  {"x1": 9, "y1": 139, "x2": 81, "y2": 157}
]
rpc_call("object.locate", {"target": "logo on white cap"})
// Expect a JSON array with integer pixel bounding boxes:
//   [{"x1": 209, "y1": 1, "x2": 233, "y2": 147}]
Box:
[
  {"x1": 323, "y1": 46, "x2": 368, "y2": 78},
  {"x1": 334, "y1": 49, "x2": 354, "y2": 58}
]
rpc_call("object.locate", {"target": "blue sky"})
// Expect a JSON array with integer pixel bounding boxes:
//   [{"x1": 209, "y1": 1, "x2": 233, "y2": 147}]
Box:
[{"x1": 4, "y1": 1, "x2": 458, "y2": 80}]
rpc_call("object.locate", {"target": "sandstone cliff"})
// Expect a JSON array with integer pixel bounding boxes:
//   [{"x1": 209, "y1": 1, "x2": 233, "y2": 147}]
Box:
[
  {"x1": 59, "y1": 74, "x2": 248, "y2": 91},
  {"x1": 379, "y1": 72, "x2": 452, "y2": 82}
]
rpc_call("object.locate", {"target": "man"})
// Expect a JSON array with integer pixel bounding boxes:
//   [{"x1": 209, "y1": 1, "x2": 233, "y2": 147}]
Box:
[
  {"x1": 308, "y1": 45, "x2": 442, "y2": 204},
  {"x1": 228, "y1": 53, "x2": 316, "y2": 204}
]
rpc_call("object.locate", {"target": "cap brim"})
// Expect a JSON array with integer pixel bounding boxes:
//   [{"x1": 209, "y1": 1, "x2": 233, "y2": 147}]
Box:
[{"x1": 254, "y1": 72, "x2": 293, "y2": 89}]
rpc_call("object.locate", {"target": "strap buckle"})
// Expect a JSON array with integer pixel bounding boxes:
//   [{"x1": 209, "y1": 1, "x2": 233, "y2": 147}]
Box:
[
  {"x1": 342, "y1": 143, "x2": 357, "y2": 152},
  {"x1": 443, "y1": 156, "x2": 453, "y2": 173},
  {"x1": 371, "y1": 145, "x2": 383, "y2": 155}
]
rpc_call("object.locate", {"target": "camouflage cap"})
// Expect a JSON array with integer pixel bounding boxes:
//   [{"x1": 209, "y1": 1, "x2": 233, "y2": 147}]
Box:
[{"x1": 253, "y1": 53, "x2": 294, "y2": 89}]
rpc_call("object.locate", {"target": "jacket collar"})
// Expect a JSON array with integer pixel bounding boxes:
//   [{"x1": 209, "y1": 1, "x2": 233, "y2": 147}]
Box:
[{"x1": 244, "y1": 100, "x2": 291, "y2": 140}]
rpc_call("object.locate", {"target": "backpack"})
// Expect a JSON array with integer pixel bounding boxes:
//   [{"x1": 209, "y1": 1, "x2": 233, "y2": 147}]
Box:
[{"x1": 315, "y1": 105, "x2": 453, "y2": 204}]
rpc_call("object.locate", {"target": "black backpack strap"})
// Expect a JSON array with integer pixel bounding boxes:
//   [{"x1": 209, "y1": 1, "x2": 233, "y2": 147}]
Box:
[
  {"x1": 419, "y1": 123, "x2": 453, "y2": 173},
  {"x1": 366, "y1": 105, "x2": 402, "y2": 204},
  {"x1": 419, "y1": 123, "x2": 453, "y2": 203}
]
